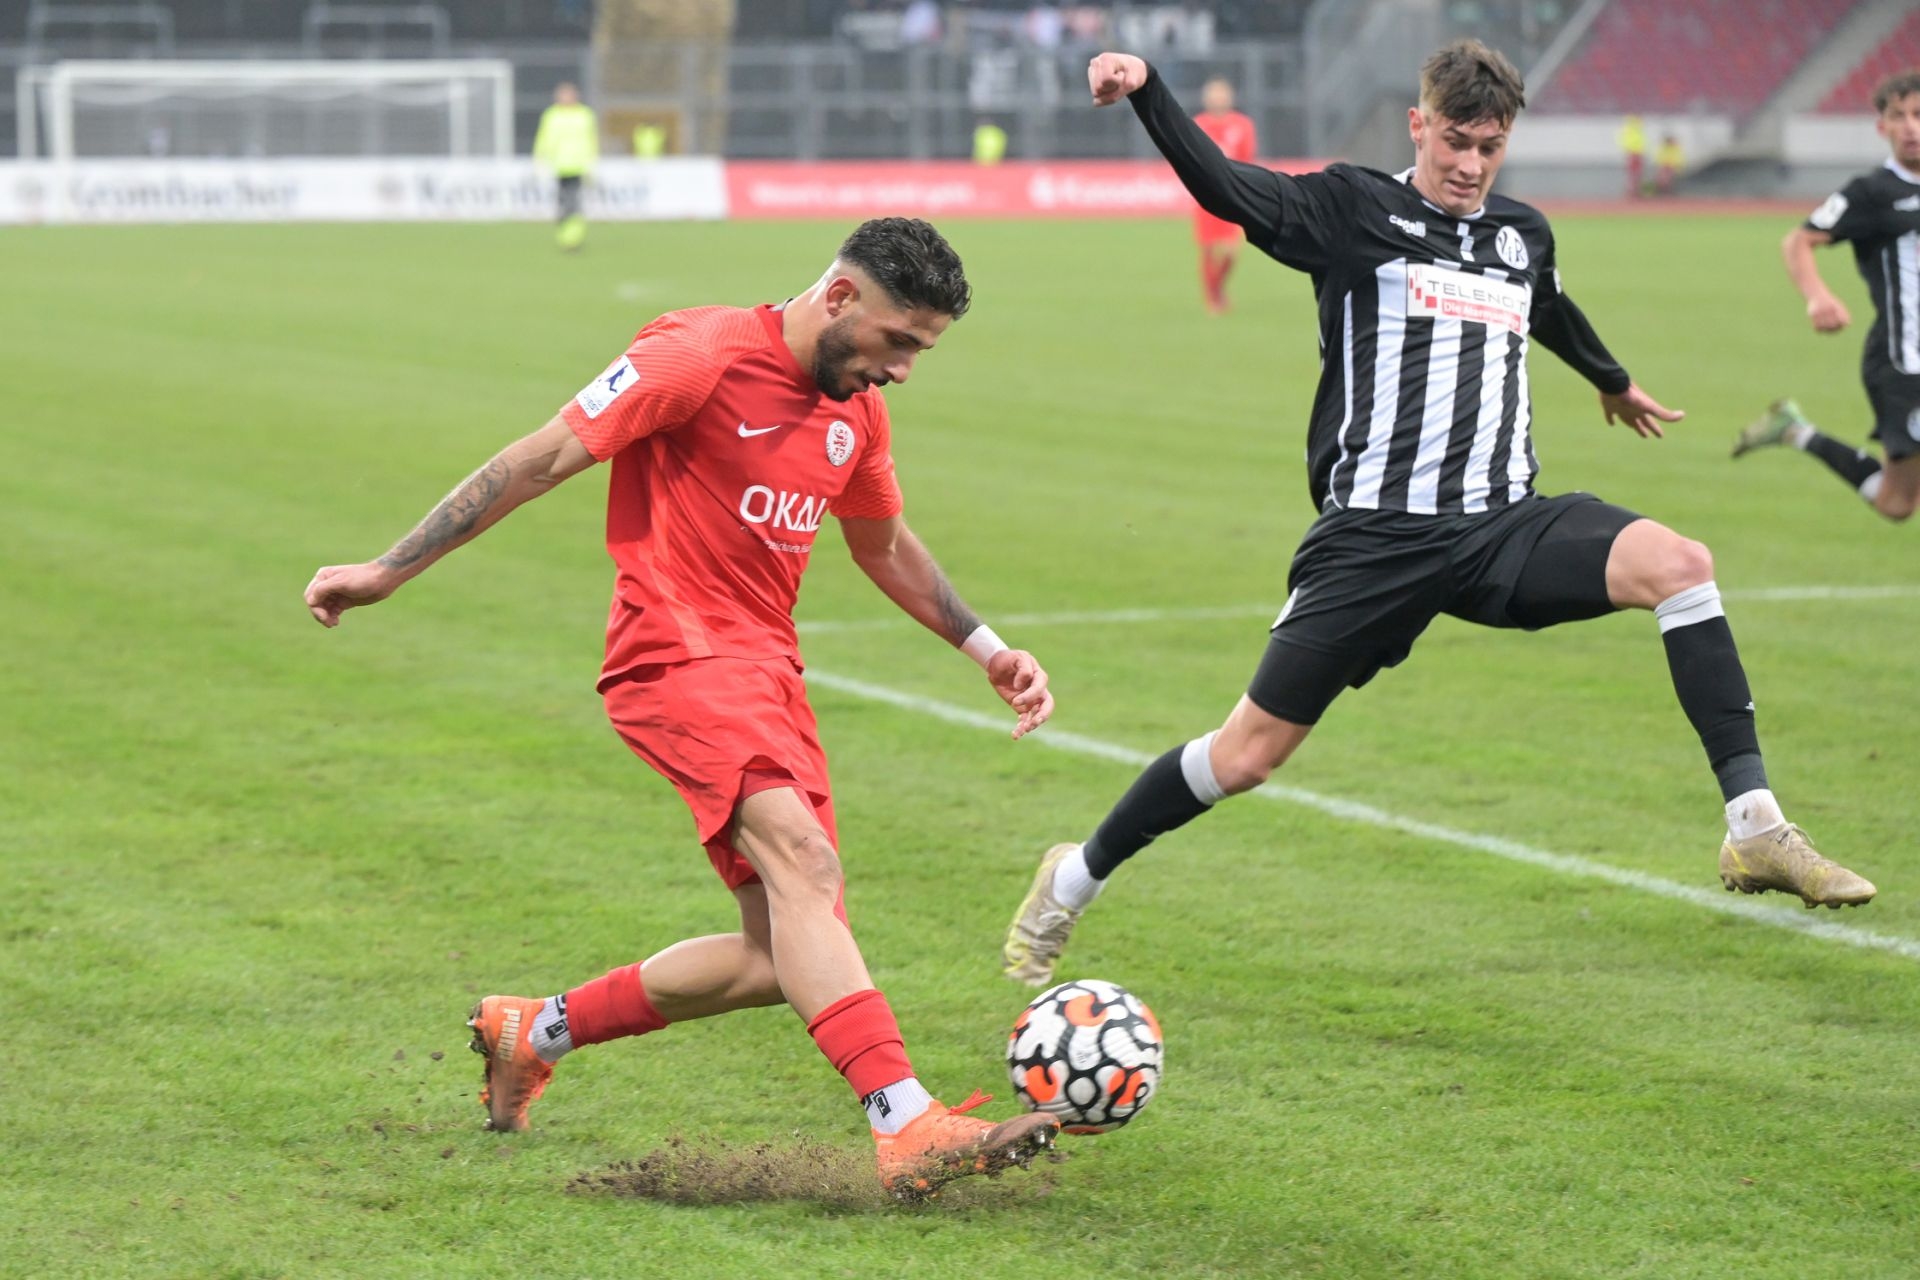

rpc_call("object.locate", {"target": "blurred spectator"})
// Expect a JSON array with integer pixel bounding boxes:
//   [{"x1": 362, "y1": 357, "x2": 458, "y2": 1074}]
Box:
[
  {"x1": 1026, "y1": 4, "x2": 1063, "y2": 50},
  {"x1": 973, "y1": 119, "x2": 1009, "y2": 163},
  {"x1": 633, "y1": 122, "x2": 667, "y2": 158},
  {"x1": 1654, "y1": 132, "x2": 1683, "y2": 196},
  {"x1": 902, "y1": 0, "x2": 943, "y2": 43},
  {"x1": 739, "y1": 2, "x2": 1311, "y2": 41},
  {"x1": 1063, "y1": 5, "x2": 1109, "y2": 46},
  {"x1": 1617, "y1": 113, "x2": 1647, "y2": 198}
]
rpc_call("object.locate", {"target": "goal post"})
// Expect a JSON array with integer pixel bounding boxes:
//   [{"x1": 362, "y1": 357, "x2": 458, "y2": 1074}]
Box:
[{"x1": 21, "y1": 60, "x2": 513, "y2": 161}]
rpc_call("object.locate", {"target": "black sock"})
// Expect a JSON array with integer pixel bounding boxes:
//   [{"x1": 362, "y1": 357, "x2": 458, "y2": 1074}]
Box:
[
  {"x1": 1661, "y1": 615, "x2": 1767, "y2": 801},
  {"x1": 1803, "y1": 431, "x2": 1883, "y2": 491},
  {"x1": 1081, "y1": 746, "x2": 1214, "y2": 879}
]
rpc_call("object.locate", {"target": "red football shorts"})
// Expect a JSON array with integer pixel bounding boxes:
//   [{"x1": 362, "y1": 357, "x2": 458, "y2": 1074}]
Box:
[
  {"x1": 1194, "y1": 210, "x2": 1244, "y2": 245},
  {"x1": 601, "y1": 655, "x2": 837, "y2": 891}
]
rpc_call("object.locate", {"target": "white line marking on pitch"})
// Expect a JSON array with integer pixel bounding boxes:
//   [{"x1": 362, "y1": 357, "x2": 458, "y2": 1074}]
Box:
[
  {"x1": 798, "y1": 585, "x2": 1920, "y2": 635},
  {"x1": 806, "y1": 669, "x2": 1920, "y2": 964}
]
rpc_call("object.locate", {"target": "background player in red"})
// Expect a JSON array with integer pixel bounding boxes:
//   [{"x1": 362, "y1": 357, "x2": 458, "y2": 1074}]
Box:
[
  {"x1": 1192, "y1": 76, "x2": 1257, "y2": 313},
  {"x1": 303, "y1": 218, "x2": 1061, "y2": 1201}
]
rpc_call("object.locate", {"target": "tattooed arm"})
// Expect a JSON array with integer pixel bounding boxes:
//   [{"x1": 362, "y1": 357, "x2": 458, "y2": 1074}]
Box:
[
  {"x1": 838, "y1": 515, "x2": 1054, "y2": 739},
  {"x1": 839, "y1": 514, "x2": 981, "y2": 645},
  {"x1": 304, "y1": 414, "x2": 597, "y2": 627}
]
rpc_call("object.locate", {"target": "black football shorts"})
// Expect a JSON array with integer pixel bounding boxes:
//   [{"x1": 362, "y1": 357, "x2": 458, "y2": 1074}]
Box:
[
  {"x1": 1245, "y1": 492, "x2": 1641, "y2": 725},
  {"x1": 1865, "y1": 368, "x2": 1920, "y2": 461}
]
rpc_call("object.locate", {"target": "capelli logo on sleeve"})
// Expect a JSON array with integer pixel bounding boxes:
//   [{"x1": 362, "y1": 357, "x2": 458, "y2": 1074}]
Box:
[
  {"x1": 574, "y1": 355, "x2": 638, "y2": 418},
  {"x1": 1809, "y1": 192, "x2": 1848, "y2": 230}
]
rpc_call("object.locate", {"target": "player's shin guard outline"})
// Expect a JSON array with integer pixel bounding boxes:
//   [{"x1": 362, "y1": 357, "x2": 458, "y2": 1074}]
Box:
[
  {"x1": 1083, "y1": 734, "x2": 1227, "y2": 878},
  {"x1": 1655, "y1": 581, "x2": 1766, "y2": 801}
]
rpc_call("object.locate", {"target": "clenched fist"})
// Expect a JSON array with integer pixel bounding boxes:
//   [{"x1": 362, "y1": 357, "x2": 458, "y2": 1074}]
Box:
[{"x1": 1087, "y1": 52, "x2": 1149, "y2": 106}]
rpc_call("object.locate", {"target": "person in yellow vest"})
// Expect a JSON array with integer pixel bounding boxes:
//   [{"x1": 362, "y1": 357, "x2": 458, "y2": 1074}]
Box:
[
  {"x1": 632, "y1": 122, "x2": 667, "y2": 159},
  {"x1": 1617, "y1": 113, "x2": 1646, "y2": 199},
  {"x1": 1654, "y1": 132, "x2": 1684, "y2": 196},
  {"x1": 972, "y1": 120, "x2": 1008, "y2": 165},
  {"x1": 534, "y1": 82, "x2": 599, "y2": 252}
]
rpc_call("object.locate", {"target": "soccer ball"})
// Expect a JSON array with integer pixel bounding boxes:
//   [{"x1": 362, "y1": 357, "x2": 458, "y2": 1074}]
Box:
[{"x1": 1005, "y1": 979, "x2": 1163, "y2": 1134}]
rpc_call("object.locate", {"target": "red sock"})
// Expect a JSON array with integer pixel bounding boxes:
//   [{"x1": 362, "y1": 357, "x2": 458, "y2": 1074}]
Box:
[
  {"x1": 1215, "y1": 253, "x2": 1237, "y2": 298},
  {"x1": 1200, "y1": 253, "x2": 1223, "y2": 304},
  {"x1": 564, "y1": 963, "x2": 669, "y2": 1047},
  {"x1": 806, "y1": 988, "x2": 914, "y2": 1100}
]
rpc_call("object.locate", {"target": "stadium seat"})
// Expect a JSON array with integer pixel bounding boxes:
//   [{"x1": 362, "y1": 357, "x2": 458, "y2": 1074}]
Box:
[
  {"x1": 1817, "y1": 9, "x2": 1920, "y2": 113},
  {"x1": 1535, "y1": 0, "x2": 1861, "y2": 116}
]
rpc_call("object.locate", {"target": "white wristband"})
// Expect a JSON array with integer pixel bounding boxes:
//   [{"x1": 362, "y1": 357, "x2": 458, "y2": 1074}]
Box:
[{"x1": 960, "y1": 624, "x2": 1009, "y2": 668}]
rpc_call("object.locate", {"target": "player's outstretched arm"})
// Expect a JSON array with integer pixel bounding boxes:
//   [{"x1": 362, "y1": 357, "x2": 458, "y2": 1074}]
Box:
[
  {"x1": 1090, "y1": 51, "x2": 1287, "y2": 234},
  {"x1": 304, "y1": 414, "x2": 597, "y2": 627},
  {"x1": 1781, "y1": 226, "x2": 1850, "y2": 333},
  {"x1": 839, "y1": 514, "x2": 1053, "y2": 739}
]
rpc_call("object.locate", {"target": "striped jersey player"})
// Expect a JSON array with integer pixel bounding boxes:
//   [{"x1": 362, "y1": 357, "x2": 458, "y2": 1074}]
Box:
[
  {"x1": 1002, "y1": 41, "x2": 1877, "y2": 990},
  {"x1": 1735, "y1": 69, "x2": 1920, "y2": 523},
  {"x1": 305, "y1": 218, "x2": 1062, "y2": 1201}
]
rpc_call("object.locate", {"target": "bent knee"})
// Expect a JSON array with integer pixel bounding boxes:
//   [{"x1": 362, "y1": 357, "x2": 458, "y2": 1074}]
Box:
[
  {"x1": 1636, "y1": 535, "x2": 1715, "y2": 603},
  {"x1": 1876, "y1": 496, "x2": 1917, "y2": 522},
  {"x1": 1662, "y1": 537, "x2": 1714, "y2": 593},
  {"x1": 1212, "y1": 743, "x2": 1280, "y2": 795}
]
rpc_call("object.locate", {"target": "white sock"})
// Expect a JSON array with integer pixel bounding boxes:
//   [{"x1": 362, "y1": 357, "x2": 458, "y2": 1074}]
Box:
[
  {"x1": 1860, "y1": 471, "x2": 1884, "y2": 503},
  {"x1": 1051, "y1": 843, "x2": 1105, "y2": 910},
  {"x1": 1180, "y1": 730, "x2": 1228, "y2": 804},
  {"x1": 864, "y1": 1076, "x2": 933, "y2": 1133},
  {"x1": 530, "y1": 993, "x2": 573, "y2": 1063},
  {"x1": 1653, "y1": 581, "x2": 1724, "y2": 633},
  {"x1": 1725, "y1": 788, "x2": 1786, "y2": 842},
  {"x1": 1784, "y1": 422, "x2": 1815, "y2": 449}
]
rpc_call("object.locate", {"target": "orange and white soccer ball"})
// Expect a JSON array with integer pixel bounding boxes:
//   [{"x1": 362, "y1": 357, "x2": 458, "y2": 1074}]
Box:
[{"x1": 1006, "y1": 979, "x2": 1163, "y2": 1134}]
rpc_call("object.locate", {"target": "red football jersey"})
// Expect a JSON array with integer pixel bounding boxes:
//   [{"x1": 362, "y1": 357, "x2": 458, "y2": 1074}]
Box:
[
  {"x1": 561, "y1": 303, "x2": 901, "y2": 684},
  {"x1": 1194, "y1": 109, "x2": 1256, "y2": 163}
]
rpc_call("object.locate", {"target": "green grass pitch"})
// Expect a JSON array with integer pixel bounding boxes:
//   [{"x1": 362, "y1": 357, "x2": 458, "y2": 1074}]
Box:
[{"x1": 5, "y1": 212, "x2": 1919, "y2": 1279}]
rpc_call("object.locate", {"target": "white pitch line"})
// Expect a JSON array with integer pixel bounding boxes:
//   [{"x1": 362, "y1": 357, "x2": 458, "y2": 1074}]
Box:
[
  {"x1": 1731, "y1": 585, "x2": 1920, "y2": 602},
  {"x1": 798, "y1": 585, "x2": 1920, "y2": 636},
  {"x1": 805, "y1": 668, "x2": 1920, "y2": 964}
]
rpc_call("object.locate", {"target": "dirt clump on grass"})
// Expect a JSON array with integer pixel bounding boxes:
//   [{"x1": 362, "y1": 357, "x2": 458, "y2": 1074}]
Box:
[{"x1": 568, "y1": 1134, "x2": 1063, "y2": 1211}]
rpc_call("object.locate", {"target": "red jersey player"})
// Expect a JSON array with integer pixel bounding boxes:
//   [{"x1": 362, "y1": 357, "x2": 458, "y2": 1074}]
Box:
[
  {"x1": 303, "y1": 219, "x2": 1061, "y2": 1200},
  {"x1": 1192, "y1": 77, "x2": 1257, "y2": 313}
]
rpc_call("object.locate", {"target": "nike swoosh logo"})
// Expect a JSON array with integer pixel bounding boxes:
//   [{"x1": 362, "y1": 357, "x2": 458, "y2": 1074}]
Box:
[{"x1": 738, "y1": 422, "x2": 784, "y2": 437}]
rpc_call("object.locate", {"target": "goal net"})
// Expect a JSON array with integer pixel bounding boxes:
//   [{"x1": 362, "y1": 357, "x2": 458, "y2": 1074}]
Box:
[{"x1": 19, "y1": 60, "x2": 513, "y2": 160}]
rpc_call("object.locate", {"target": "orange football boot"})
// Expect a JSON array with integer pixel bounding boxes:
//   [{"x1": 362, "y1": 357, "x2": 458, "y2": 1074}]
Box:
[
  {"x1": 873, "y1": 1090, "x2": 1059, "y2": 1202},
  {"x1": 466, "y1": 995, "x2": 554, "y2": 1132}
]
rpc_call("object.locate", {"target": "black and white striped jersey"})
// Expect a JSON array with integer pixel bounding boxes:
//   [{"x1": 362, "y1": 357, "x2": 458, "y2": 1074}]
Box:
[
  {"x1": 1127, "y1": 68, "x2": 1631, "y2": 515},
  {"x1": 1808, "y1": 159, "x2": 1920, "y2": 380}
]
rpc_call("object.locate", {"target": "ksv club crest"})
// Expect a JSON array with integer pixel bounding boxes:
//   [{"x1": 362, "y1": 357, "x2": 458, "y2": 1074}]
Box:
[{"x1": 826, "y1": 420, "x2": 855, "y2": 466}]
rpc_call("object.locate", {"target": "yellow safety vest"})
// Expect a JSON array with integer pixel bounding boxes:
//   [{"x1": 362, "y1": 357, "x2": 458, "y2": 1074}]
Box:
[{"x1": 534, "y1": 103, "x2": 599, "y2": 176}]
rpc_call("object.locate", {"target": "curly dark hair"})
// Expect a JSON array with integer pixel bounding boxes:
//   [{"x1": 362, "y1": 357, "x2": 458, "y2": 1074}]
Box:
[
  {"x1": 1419, "y1": 39, "x2": 1527, "y2": 126},
  {"x1": 836, "y1": 217, "x2": 972, "y2": 319}
]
